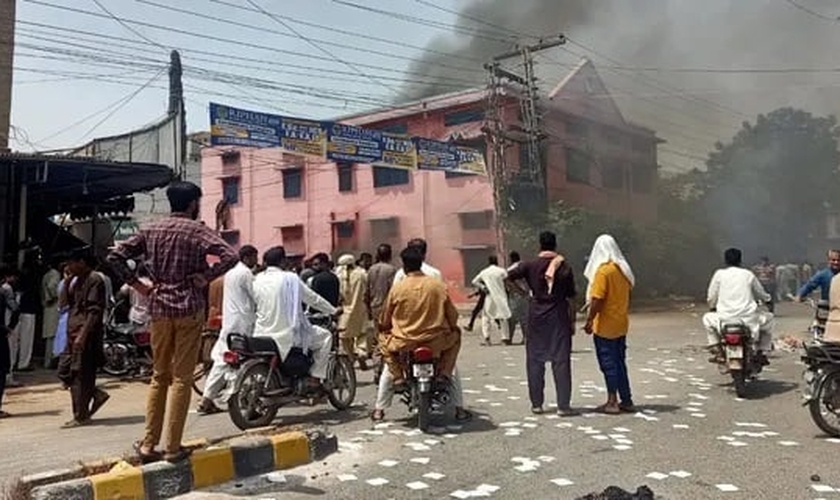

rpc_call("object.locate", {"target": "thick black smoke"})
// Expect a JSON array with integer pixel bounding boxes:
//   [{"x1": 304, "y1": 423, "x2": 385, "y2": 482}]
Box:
[{"x1": 405, "y1": 0, "x2": 840, "y2": 172}]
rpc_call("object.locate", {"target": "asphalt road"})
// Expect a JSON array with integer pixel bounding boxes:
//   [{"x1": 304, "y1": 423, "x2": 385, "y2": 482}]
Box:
[{"x1": 176, "y1": 303, "x2": 840, "y2": 500}]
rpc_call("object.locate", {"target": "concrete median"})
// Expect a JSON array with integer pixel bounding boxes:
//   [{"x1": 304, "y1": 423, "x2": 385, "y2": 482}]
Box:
[{"x1": 24, "y1": 428, "x2": 337, "y2": 500}]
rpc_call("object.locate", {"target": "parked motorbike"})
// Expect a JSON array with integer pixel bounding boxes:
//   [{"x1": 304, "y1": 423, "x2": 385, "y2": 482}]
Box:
[
  {"x1": 224, "y1": 313, "x2": 356, "y2": 431},
  {"x1": 713, "y1": 317, "x2": 768, "y2": 398},
  {"x1": 802, "y1": 341, "x2": 840, "y2": 436},
  {"x1": 394, "y1": 346, "x2": 453, "y2": 432},
  {"x1": 806, "y1": 298, "x2": 829, "y2": 341},
  {"x1": 102, "y1": 302, "x2": 152, "y2": 378}
]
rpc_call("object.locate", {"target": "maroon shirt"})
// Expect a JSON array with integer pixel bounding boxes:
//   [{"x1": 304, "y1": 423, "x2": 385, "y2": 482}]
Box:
[{"x1": 107, "y1": 214, "x2": 238, "y2": 318}]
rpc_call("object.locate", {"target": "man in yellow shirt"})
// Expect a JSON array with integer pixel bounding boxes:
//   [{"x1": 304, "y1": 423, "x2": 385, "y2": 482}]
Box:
[
  {"x1": 583, "y1": 235, "x2": 635, "y2": 415},
  {"x1": 378, "y1": 247, "x2": 461, "y2": 388}
]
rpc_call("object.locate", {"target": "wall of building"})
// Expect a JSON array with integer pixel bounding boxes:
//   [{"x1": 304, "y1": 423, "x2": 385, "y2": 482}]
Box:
[{"x1": 200, "y1": 145, "x2": 495, "y2": 302}]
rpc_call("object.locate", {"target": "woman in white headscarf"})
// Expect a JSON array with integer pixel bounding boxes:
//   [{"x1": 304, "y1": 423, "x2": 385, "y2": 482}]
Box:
[
  {"x1": 583, "y1": 234, "x2": 636, "y2": 415},
  {"x1": 337, "y1": 254, "x2": 369, "y2": 367}
]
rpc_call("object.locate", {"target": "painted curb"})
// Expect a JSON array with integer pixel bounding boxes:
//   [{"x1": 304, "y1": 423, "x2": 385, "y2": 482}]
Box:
[{"x1": 29, "y1": 428, "x2": 337, "y2": 500}]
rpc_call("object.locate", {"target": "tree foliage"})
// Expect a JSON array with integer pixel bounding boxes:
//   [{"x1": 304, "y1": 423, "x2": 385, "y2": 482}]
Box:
[{"x1": 700, "y1": 108, "x2": 840, "y2": 260}]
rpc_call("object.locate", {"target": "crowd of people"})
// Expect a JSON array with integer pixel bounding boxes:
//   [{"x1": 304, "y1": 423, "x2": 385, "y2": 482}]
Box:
[{"x1": 0, "y1": 179, "x2": 646, "y2": 466}]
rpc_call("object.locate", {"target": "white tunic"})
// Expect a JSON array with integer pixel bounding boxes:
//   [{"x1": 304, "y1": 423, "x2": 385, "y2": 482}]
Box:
[
  {"x1": 210, "y1": 262, "x2": 256, "y2": 363},
  {"x1": 706, "y1": 266, "x2": 772, "y2": 335},
  {"x1": 253, "y1": 267, "x2": 336, "y2": 359},
  {"x1": 393, "y1": 262, "x2": 443, "y2": 284},
  {"x1": 472, "y1": 264, "x2": 512, "y2": 320}
]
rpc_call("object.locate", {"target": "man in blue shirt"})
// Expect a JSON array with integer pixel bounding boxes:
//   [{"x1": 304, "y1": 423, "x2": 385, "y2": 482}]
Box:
[{"x1": 796, "y1": 250, "x2": 840, "y2": 302}]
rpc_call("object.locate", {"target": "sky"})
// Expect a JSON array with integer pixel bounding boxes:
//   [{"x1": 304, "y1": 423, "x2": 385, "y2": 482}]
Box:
[
  {"x1": 11, "y1": 0, "x2": 459, "y2": 152},
  {"x1": 11, "y1": 0, "x2": 840, "y2": 173}
]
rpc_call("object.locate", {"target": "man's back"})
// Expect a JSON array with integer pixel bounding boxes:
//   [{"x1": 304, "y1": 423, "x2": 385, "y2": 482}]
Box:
[
  {"x1": 367, "y1": 262, "x2": 397, "y2": 311},
  {"x1": 254, "y1": 268, "x2": 298, "y2": 336},
  {"x1": 394, "y1": 262, "x2": 442, "y2": 284},
  {"x1": 709, "y1": 267, "x2": 763, "y2": 318},
  {"x1": 310, "y1": 270, "x2": 340, "y2": 307},
  {"x1": 385, "y1": 274, "x2": 456, "y2": 342},
  {"x1": 222, "y1": 262, "x2": 255, "y2": 334}
]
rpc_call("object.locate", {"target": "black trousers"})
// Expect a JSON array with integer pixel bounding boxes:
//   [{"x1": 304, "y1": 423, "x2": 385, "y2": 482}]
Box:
[
  {"x1": 0, "y1": 370, "x2": 6, "y2": 411},
  {"x1": 468, "y1": 292, "x2": 487, "y2": 330}
]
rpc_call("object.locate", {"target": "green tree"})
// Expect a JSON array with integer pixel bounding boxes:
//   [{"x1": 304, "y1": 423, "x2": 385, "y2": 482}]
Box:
[{"x1": 700, "y1": 108, "x2": 840, "y2": 260}]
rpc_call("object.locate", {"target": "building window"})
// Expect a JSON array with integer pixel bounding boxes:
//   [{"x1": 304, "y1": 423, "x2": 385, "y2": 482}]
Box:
[
  {"x1": 459, "y1": 210, "x2": 493, "y2": 230},
  {"x1": 565, "y1": 148, "x2": 590, "y2": 184},
  {"x1": 221, "y1": 150, "x2": 240, "y2": 166},
  {"x1": 602, "y1": 128, "x2": 621, "y2": 145},
  {"x1": 220, "y1": 230, "x2": 240, "y2": 247},
  {"x1": 602, "y1": 164, "x2": 624, "y2": 190},
  {"x1": 444, "y1": 108, "x2": 485, "y2": 127},
  {"x1": 460, "y1": 248, "x2": 494, "y2": 287},
  {"x1": 337, "y1": 162, "x2": 354, "y2": 192},
  {"x1": 375, "y1": 122, "x2": 409, "y2": 135},
  {"x1": 221, "y1": 177, "x2": 240, "y2": 205},
  {"x1": 282, "y1": 168, "x2": 303, "y2": 198},
  {"x1": 372, "y1": 166, "x2": 410, "y2": 188},
  {"x1": 631, "y1": 137, "x2": 650, "y2": 153},
  {"x1": 370, "y1": 217, "x2": 399, "y2": 242},
  {"x1": 336, "y1": 221, "x2": 355, "y2": 239},
  {"x1": 632, "y1": 164, "x2": 655, "y2": 193},
  {"x1": 566, "y1": 118, "x2": 587, "y2": 136}
]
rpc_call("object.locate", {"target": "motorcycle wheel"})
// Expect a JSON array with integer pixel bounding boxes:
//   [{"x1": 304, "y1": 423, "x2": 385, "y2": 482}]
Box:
[
  {"x1": 732, "y1": 370, "x2": 747, "y2": 398},
  {"x1": 809, "y1": 370, "x2": 840, "y2": 437},
  {"x1": 228, "y1": 362, "x2": 281, "y2": 431},
  {"x1": 417, "y1": 391, "x2": 432, "y2": 433},
  {"x1": 326, "y1": 355, "x2": 357, "y2": 411},
  {"x1": 102, "y1": 342, "x2": 131, "y2": 377}
]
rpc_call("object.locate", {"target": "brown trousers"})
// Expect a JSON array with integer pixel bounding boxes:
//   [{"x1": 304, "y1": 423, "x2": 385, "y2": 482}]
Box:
[
  {"x1": 143, "y1": 312, "x2": 203, "y2": 453},
  {"x1": 382, "y1": 331, "x2": 461, "y2": 381}
]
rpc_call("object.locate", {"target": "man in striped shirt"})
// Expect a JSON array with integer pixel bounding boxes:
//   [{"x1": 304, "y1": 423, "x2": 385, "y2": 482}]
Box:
[{"x1": 108, "y1": 181, "x2": 238, "y2": 463}]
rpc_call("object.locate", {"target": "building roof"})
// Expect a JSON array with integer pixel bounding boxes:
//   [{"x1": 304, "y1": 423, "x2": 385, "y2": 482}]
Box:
[{"x1": 336, "y1": 59, "x2": 659, "y2": 141}]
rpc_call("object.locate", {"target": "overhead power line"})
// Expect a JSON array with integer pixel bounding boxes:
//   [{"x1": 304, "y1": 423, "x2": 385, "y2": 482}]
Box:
[{"x1": 782, "y1": 0, "x2": 839, "y2": 22}]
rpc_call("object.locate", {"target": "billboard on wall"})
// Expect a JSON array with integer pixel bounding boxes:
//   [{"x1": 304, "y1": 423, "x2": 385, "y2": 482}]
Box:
[{"x1": 209, "y1": 102, "x2": 485, "y2": 175}]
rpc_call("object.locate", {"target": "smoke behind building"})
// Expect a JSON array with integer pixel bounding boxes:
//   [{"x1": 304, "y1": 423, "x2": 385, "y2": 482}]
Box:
[{"x1": 404, "y1": 0, "x2": 840, "y2": 172}]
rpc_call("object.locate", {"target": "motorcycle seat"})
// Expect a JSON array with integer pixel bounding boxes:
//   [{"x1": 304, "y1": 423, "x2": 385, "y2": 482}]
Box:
[
  {"x1": 228, "y1": 334, "x2": 279, "y2": 355},
  {"x1": 806, "y1": 342, "x2": 840, "y2": 361}
]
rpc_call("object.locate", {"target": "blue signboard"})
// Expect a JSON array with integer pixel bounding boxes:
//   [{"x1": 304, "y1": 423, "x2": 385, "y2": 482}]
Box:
[
  {"x1": 209, "y1": 103, "x2": 282, "y2": 148},
  {"x1": 325, "y1": 122, "x2": 384, "y2": 164},
  {"x1": 415, "y1": 138, "x2": 459, "y2": 171},
  {"x1": 208, "y1": 102, "x2": 486, "y2": 175}
]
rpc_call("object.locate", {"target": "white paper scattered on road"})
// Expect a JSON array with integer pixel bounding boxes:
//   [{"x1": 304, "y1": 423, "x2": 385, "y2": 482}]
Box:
[
  {"x1": 811, "y1": 484, "x2": 835, "y2": 493},
  {"x1": 410, "y1": 457, "x2": 431, "y2": 465},
  {"x1": 646, "y1": 472, "x2": 669, "y2": 480},
  {"x1": 778, "y1": 441, "x2": 800, "y2": 446},
  {"x1": 407, "y1": 481, "x2": 430, "y2": 490},
  {"x1": 673, "y1": 424, "x2": 690, "y2": 429},
  {"x1": 716, "y1": 484, "x2": 739, "y2": 492},
  {"x1": 735, "y1": 422, "x2": 768, "y2": 428},
  {"x1": 337, "y1": 474, "x2": 358, "y2": 482},
  {"x1": 551, "y1": 478, "x2": 575, "y2": 486},
  {"x1": 424, "y1": 472, "x2": 446, "y2": 480},
  {"x1": 613, "y1": 445, "x2": 632, "y2": 451},
  {"x1": 670, "y1": 470, "x2": 692, "y2": 478},
  {"x1": 366, "y1": 478, "x2": 389, "y2": 486},
  {"x1": 378, "y1": 459, "x2": 399, "y2": 467}
]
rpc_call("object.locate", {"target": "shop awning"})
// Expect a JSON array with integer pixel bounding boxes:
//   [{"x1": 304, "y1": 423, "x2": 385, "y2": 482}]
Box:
[{"x1": 4, "y1": 153, "x2": 174, "y2": 215}]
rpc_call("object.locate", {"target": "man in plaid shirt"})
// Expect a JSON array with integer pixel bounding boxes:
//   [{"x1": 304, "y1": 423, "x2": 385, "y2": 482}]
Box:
[
  {"x1": 752, "y1": 256, "x2": 776, "y2": 313},
  {"x1": 108, "y1": 181, "x2": 238, "y2": 463}
]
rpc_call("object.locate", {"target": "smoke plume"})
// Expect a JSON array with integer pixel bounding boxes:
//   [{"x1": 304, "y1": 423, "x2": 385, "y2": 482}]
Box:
[{"x1": 405, "y1": 0, "x2": 840, "y2": 173}]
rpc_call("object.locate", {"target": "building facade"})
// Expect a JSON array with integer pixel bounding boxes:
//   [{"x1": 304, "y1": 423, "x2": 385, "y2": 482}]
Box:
[{"x1": 199, "y1": 59, "x2": 661, "y2": 302}]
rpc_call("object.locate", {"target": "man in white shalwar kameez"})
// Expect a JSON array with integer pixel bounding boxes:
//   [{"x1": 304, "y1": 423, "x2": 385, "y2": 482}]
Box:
[
  {"x1": 472, "y1": 256, "x2": 512, "y2": 346},
  {"x1": 253, "y1": 247, "x2": 337, "y2": 382},
  {"x1": 703, "y1": 248, "x2": 773, "y2": 362},
  {"x1": 198, "y1": 245, "x2": 259, "y2": 415}
]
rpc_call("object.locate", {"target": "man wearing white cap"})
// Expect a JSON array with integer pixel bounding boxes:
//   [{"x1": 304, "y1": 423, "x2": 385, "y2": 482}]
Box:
[{"x1": 337, "y1": 254, "x2": 369, "y2": 366}]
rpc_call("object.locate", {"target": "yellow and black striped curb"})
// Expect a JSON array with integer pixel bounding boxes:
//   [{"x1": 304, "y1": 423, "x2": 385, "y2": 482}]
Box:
[{"x1": 26, "y1": 428, "x2": 337, "y2": 500}]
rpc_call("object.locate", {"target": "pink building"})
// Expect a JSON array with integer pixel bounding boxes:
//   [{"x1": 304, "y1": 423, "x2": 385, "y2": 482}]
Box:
[{"x1": 200, "y1": 59, "x2": 661, "y2": 302}]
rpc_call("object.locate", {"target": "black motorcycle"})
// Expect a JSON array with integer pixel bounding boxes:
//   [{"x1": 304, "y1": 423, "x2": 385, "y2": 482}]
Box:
[
  {"x1": 224, "y1": 313, "x2": 357, "y2": 430},
  {"x1": 395, "y1": 346, "x2": 452, "y2": 432},
  {"x1": 101, "y1": 301, "x2": 153, "y2": 378},
  {"x1": 802, "y1": 341, "x2": 840, "y2": 437}
]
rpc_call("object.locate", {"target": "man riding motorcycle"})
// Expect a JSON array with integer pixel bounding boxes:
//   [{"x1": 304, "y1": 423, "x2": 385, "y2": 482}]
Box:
[{"x1": 703, "y1": 248, "x2": 773, "y2": 364}]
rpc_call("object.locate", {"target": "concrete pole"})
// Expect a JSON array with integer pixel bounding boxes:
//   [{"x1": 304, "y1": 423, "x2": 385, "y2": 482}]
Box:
[{"x1": 0, "y1": 0, "x2": 16, "y2": 152}]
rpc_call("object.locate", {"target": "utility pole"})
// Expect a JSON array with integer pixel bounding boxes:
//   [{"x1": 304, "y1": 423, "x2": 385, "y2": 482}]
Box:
[
  {"x1": 0, "y1": 0, "x2": 16, "y2": 152},
  {"x1": 484, "y1": 35, "x2": 565, "y2": 256}
]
